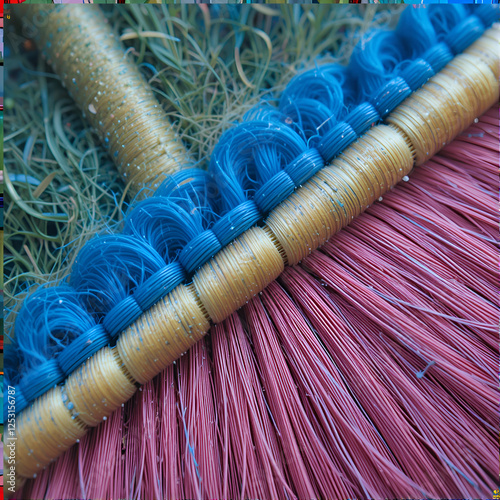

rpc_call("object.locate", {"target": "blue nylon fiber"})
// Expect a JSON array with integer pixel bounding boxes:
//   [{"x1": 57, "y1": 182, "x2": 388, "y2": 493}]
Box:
[
  {"x1": 14, "y1": 285, "x2": 107, "y2": 405},
  {"x1": 396, "y1": 8, "x2": 438, "y2": 57},
  {"x1": 474, "y1": 5, "x2": 499, "y2": 26},
  {"x1": 445, "y1": 16, "x2": 486, "y2": 54},
  {"x1": 318, "y1": 121, "x2": 357, "y2": 163},
  {"x1": 285, "y1": 148, "x2": 325, "y2": 187},
  {"x1": 20, "y1": 359, "x2": 66, "y2": 403},
  {"x1": 322, "y1": 64, "x2": 355, "y2": 113},
  {"x1": 133, "y1": 263, "x2": 186, "y2": 310},
  {"x1": 124, "y1": 197, "x2": 205, "y2": 261},
  {"x1": 243, "y1": 104, "x2": 291, "y2": 129},
  {"x1": 58, "y1": 325, "x2": 111, "y2": 376},
  {"x1": 398, "y1": 59, "x2": 435, "y2": 92},
  {"x1": 179, "y1": 231, "x2": 222, "y2": 274},
  {"x1": 154, "y1": 168, "x2": 215, "y2": 210},
  {"x1": 422, "y1": 42, "x2": 454, "y2": 74},
  {"x1": 70, "y1": 235, "x2": 166, "y2": 315},
  {"x1": 278, "y1": 65, "x2": 346, "y2": 129},
  {"x1": 349, "y1": 30, "x2": 408, "y2": 101},
  {"x1": 4, "y1": 343, "x2": 29, "y2": 415},
  {"x1": 370, "y1": 77, "x2": 412, "y2": 118},
  {"x1": 254, "y1": 170, "x2": 296, "y2": 214},
  {"x1": 211, "y1": 201, "x2": 262, "y2": 247},
  {"x1": 103, "y1": 296, "x2": 144, "y2": 339},
  {"x1": 427, "y1": 4, "x2": 468, "y2": 40},
  {"x1": 209, "y1": 120, "x2": 306, "y2": 213},
  {"x1": 280, "y1": 98, "x2": 337, "y2": 143},
  {"x1": 280, "y1": 68, "x2": 344, "y2": 123},
  {"x1": 13, "y1": 5, "x2": 498, "y2": 401},
  {"x1": 344, "y1": 102, "x2": 381, "y2": 137},
  {"x1": 15, "y1": 285, "x2": 97, "y2": 371}
]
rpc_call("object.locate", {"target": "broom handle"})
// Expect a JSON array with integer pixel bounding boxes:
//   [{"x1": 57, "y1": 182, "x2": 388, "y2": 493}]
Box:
[
  {"x1": 29, "y1": 5, "x2": 189, "y2": 197},
  {"x1": 9, "y1": 26, "x2": 499, "y2": 481}
]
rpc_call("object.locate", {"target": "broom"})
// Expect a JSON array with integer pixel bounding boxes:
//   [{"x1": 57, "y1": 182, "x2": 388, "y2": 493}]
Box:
[{"x1": 4, "y1": 4, "x2": 498, "y2": 499}]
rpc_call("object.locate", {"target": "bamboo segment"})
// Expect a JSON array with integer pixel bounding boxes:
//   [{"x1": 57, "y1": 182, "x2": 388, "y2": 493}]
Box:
[
  {"x1": 64, "y1": 347, "x2": 138, "y2": 427},
  {"x1": 117, "y1": 284, "x2": 210, "y2": 384},
  {"x1": 265, "y1": 125, "x2": 414, "y2": 266},
  {"x1": 31, "y1": 5, "x2": 189, "y2": 196}
]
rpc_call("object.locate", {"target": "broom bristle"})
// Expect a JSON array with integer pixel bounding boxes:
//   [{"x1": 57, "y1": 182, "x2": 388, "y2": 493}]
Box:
[{"x1": 20, "y1": 107, "x2": 498, "y2": 499}]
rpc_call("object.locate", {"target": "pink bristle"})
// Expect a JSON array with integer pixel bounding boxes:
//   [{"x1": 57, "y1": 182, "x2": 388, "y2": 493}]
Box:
[
  {"x1": 211, "y1": 315, "x2": 291, "y2": 500},
  {"x1": 258, "y1": 282, "x2": 427, "y2": 498},
  {"x1": 304, "y1": 250, "x2": 496, "y2": 427},
  {"x1": 79, "y1": 405, "x2": 124, "y2": 498},
  {"x1": 280, "y1": 265, "x2": 495, "y2": 497},
  {"x1": 322, "y1": 216, "x2": 496, "y2": 371},
  {"x1": 177, "y1": 340, "x2": 222, "y2": 500},
  {"x1": 244, "y1": 298, "x2": 345, "y2": 499},
  {"x1": 123, "y1": 381, "x2": 161, "y2": 500},
  {"x1": 157, "y1": 366, "x2": 183, "y2": 500}
]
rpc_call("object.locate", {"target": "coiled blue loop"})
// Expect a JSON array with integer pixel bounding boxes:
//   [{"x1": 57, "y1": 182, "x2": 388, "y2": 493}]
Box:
[
  {"x1": 345, "y1": 103, "x2": 380, "y2": 137},
  {"x1": 445, "y1": 16, "x2": 485, "y2": 55},
  {"x1": 70, "y1": 235, "x2": 166, "y2": 316},
  {"x1": 58, "y1": 325, "x2": 111, "y2": 376},
  {"x1": 474, "y1": 5, "x2": 499, "y2": 27},
  {"x1": 318, "y1": 121, "x2": 357, "y2": 163},
  {"x1": 399, "y1": 59, "x2": 435, "y2": 92},
  {"x1": 254, "y1": 170, "x2": 296, "y2": 214},
  {"x1": 155, "y1": 168, "x2": 212, "y2": 199},
  {"x1": 279, "y1": 67, "x2": 344, "y2": 120},
  {"x1": 133, "y1": 263, "x2": 186, "y2": 311},
  {"x1": 427, "y1": 4, "x2": 468, "y2": 38},
  {"x1": 210, "y1": 120, "x2": 306, "y2": 213},
  {"x1": 20, "y1": 359, "x2": 65, "y2": 403},
  {"x1": 421, "y1": 42, "x2": 454, "y2": 74},
  {"x1": 284, "y1": 148, "x2": 325, "y2": 187},
  {"x1": 252, "y1": 148, "x2": 325, "y2": 214},
  {"x1": 370, "y1": 77, "x2": 412, "y2": 118},
  {"x1": 178, "y1": 231, "x2": 222, "y2": 274},
  {"x1": 103, "y1": 296, "x2": 143, "y2": 340},
  {"x1": 212, "y1": 201, "x2": 262, "y2": 247},
  {"x1": 280, "y1": 98, "x2": 336, "y2": 142}
]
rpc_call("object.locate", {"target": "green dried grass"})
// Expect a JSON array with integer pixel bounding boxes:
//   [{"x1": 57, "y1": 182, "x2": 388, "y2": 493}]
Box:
[{"x1": 4, "y1": 4, "x2": 403, "y2": 320}]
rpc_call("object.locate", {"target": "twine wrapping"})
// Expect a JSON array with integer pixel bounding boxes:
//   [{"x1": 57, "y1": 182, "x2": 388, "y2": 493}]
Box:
[
  {"x1": 63, "y1": 347, "x2": 137, "y2": 427},
  {"x1": 31, "y1": 5, "x2": 189, "y2": 196}
]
